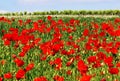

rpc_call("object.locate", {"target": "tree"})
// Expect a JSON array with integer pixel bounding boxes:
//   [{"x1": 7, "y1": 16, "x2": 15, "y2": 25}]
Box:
[
  {"x1": 20, "y1": 12, "x2": 23, "y2": 16},
  {"x1": 24, "y1": 11, "x2": 27, "y2": 15}
]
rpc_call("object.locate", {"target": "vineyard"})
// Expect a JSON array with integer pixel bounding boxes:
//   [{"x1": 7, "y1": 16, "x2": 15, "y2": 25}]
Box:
[{"x1": 1, "y1": 16, "x2": 120, "y2": 81}]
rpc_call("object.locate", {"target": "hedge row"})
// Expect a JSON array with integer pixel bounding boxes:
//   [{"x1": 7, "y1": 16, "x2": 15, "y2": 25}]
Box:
[{"x1": 0, "y1": 10, "x2": 120, "y2": 16}]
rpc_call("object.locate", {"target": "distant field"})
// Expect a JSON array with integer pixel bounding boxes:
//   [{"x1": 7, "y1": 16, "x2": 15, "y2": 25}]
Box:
[{"x1": 0, "y1": 16, "x2": 120, "y2": 81}]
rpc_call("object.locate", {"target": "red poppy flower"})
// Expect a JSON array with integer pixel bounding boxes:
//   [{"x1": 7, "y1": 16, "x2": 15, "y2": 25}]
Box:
[
  {"x1": 55, "y1": 63, "x2": 62, "y2": 70},
  {"x1": 115, "y1": 29, "x2": 120, "y2": 36},
  {"x1": 69, "y1": 18, "x2": 75, "y2": 25},
  {"x1": 22, "y1": 44, "x2": 32, "y2": 53},
  {"x1": 116, "y1": 62, "x2": 120, "y2": 67},
  {"x1": 92, "y1": 60, "x2": 101, "y2": 68},
  {"x1": 67, "y1": 49, "x2": 75, "y2": 55},
  {"x1": 75, "y1": 55, "x2": 81, "y2": 61},
  {"x1": 46, "y1": 27, "x2": 52, "y2": 33},
  {"x1": 80, "y1": 75, "x2": 92, "y2": 81},
  {"x1": 85, "y1": 43, "x2": 92, "y2": 50},
  {"x1": 54, "y1": 58, "x2": 62, "y2": 70},
  {"x1": 87, "y1": 56, "x2": 97, "y2": 64},
  {"x1": 66, "y1": 41, "x2": 72, "y2": 46},
  {"x1": 0, "y1": 59, "x2": 6, "y2": 65},
  {"x1": 66, "y1": 61, "x2": 72, "y2": 66},
  {"x1": 40, "y1": 55, "x2": 47, "y2": 61},
  {"x1": 34, "y1": 76, "x2": 48, "y2": 81},
  {"x1": 115, "y1": 42, "x2": 120, "y2": 48},
  {"x1": 16, "y1": 69, "x2": 26, "y2": 80},
  {"x1": 99, "y1": 31, "x2": 106, "y2": 37},
  {"x1": 18, "y1": 20, "x2": 23, "y2": 26},
  {"x1": 58, "y1": 19, "x2": 63, "y2": 24},
  {"x1": 78, "y1": 60, "x2": 88, "y2": 75},
  {"x1": 4, "y1": 40, "x2": 10, "y2": 46},
  {"x1": 25, "y1": 19, "x2": 32, "y2": 24},
  {"x1": 54, "y1": 58, "x2": 62, "y2": 65},
  {"x1": 19, "y1": 51, "x2": 26, "y2": 57},
  {"x1": 67, "y1": 28, "x2": 72, "y2": 33},
  {"x1": 63, "y1": 26, "x2": 68, "y2": 30},
  {"x1": 92, "y1": 22, "x2": 99, "y2": 29},
  {"x1": 4, "y1": 72, "x2": 12, "y2": 79},
  {"x1": 66, "y1": 70, "x2": 72, "y2": 75},
  {"x1": 52, "y1": 44, "x2": 61, "y2": 52},
  {"x1": 12, "y1": 54, "x2": 17, "y2": 58},
  {"x1": 114, "y1": 18, "x2": 120, "y2": 23},
  {"x1": 25, "y1": 63, "x2": 34, "y2": 72},
  {"x1": 101, "y1": 23, "x2": 109, "y2": 31},
  {"x1": 51, "y1": 58, "x2": 62, "y2": 70},
  {"x1": 40, "y1": 41, "x2": 54, "y2": 55},
  {"x1": 61, "y1": 49, "x2": 68, "y2": 55},
  {"x1": 83, "y1": 28, "x2": 89, "y2": 36},
  {"x1": 0, "y1": 77, "x2": 3, "y2": 81},
  {"x1": 38, "y1": 19, "x2": 43, "y2": 23},
  {"x1": 47, "y1": 16, "x2": 52, "y2": 20},
  {"x1": 100, "y1": 78, "x2": 106, "y2": 81},
  {"x1": 49, "y1": 60, "x2": 54, "y2": 66},
  {"x1": 104, "y1": 56, "x2": 113, "y2": 67},
  {"x1": 51, "y1": 37, "x2": 60, "y2": 43},
  {"x1": 97, "y1": 52, "x2": 106, "y2": 60},
  {"x1": 33, "y1": 22, "x2": 39, "y2": 30},
  {"x1": 111, "y1": 47, "x2": 118, "y2": 54},
  {"x1": 53, "y1": 75, "x2": 64, "y2": 81},
  {"x1": 69, "y1": 35, "x2": 73, "y2": 40},
  {"x1": 109, "y1": 67, "x2": 119, "y2": 75},
  {"x1": 14, "y1": 58, "x2": 24, "y2": 67},
  {"x1": 66, "y1": 58, "x2": 74, "y2": 66}
]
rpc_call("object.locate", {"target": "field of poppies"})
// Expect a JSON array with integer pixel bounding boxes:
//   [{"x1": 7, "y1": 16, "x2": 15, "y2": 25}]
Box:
[{"x1": 1, "y1": 16, "x2": 120, "y2": 81}]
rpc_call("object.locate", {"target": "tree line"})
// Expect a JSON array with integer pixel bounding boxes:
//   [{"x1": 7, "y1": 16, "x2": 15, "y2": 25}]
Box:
[{"x1": 0, "y1": 10, "x2": 120, "y2": 16}]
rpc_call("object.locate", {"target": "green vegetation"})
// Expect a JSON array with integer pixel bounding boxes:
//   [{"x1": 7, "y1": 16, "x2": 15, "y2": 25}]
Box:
[{"x1": 0, "y1": 10, "x2": 120, "y2": 16}]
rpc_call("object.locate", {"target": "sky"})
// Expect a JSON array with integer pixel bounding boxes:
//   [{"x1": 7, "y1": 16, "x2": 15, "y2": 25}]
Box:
[{"x1": 0, "y1": 0, "x2": 120, "y2": 12}]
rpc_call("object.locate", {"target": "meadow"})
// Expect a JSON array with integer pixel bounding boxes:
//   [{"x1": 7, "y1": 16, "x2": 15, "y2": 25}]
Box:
[{"x1": 0, "y1": 16, "x2": 120, "y2": 81}]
